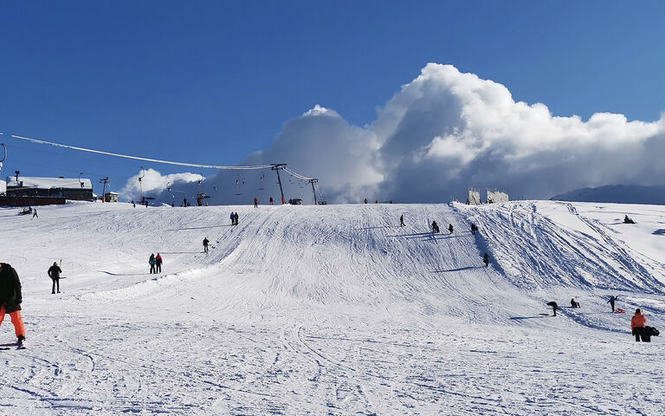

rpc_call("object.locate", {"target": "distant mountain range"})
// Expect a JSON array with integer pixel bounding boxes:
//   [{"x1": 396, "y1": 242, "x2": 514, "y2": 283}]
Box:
[{"x1": 551, "y1": 184, "x2": 665, "y2": 205}]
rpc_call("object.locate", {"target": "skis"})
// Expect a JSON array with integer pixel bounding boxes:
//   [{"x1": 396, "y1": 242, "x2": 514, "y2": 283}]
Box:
[{"x1": 0, "y1": 342, "x2": 26, "y2": 350}]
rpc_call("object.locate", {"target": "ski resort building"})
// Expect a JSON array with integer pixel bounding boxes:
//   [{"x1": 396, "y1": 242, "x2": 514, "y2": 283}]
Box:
[
  {"x1": 487, "y1": 189, "x2": 509, "y2": 204},
  {"x1": 3, "y1": 176, "x2": 94, "y2": 205},
  {"x1": 467, "y1": 188, "x2": 481, "y2": 205}
]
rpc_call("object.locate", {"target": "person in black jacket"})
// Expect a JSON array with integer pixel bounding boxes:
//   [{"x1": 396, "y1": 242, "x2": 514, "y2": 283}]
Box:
[
  {"x1": 0, "y1": 263, "x2": 26, "y2": 345},
  {"x1": 48, "y1": 262, "x2": 62, "y2": 294}
]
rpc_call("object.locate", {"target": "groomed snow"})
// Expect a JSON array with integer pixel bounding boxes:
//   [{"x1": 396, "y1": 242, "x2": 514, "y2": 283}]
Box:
[{"x1": 0, "y1": 200, "x2": 663, "y2": 415}]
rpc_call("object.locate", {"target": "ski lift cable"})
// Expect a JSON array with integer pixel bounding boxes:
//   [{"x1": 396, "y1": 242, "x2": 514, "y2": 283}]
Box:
[
  {"x1": 11, "y1": 134, "x2": 273, "y2": 170},
  {"x1": 282, "y1": 166, "x2": 314, "y2": 181}
]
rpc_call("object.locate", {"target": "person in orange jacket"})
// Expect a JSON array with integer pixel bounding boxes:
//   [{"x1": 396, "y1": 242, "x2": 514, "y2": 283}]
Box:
[{"x1": 631, "y1": 308, "x2": 648, "y2": 342}]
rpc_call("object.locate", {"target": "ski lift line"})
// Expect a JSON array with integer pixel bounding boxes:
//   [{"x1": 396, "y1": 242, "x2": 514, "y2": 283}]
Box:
[
  {"x1": 282, "y1": 166, "x2": 315, "y2": 181},
  {"x1": 10, "y1": 134, "x2": 273, "y2": 170}
]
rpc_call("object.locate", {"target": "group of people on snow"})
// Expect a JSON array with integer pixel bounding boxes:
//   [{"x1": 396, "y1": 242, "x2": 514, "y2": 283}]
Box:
[
  {"x1": 545, "y1": 295, "x2": 659, "y2": 342},
  {"x1": 148, "y1": 253, "x2": 163, "y2": 274},
  {"x1": 230, "y1": 212, "x2": 239, "y2": 226}
]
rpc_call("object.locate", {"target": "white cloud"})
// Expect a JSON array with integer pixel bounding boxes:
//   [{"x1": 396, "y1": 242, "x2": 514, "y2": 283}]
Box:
[
  {"x1": 120, "y1": 169, "x2": 204, "y2": 202},
  {"x1": 125, "y1": 63, "x2": 665, "y2": 204}
]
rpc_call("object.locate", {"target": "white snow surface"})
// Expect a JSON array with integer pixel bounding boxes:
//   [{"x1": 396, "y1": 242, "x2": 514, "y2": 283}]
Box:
[{"x1": 1, "y1": 200, "x2": 664, "y2": 415}]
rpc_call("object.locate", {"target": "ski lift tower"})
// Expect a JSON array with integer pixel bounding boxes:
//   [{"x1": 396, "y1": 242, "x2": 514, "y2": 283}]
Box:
[
  {"x1": 138, "y1": 166, "x2": 145, "y2": 203},
  {"x1": 308, "y1": 178, "x2": 319, "y2": 205},
  {"x1": 100, "y1": 177, "x2": 109, "y2": 202},
  {"x1": 271, "y1": 163, "x2": 287, "y2": 204},
  {"x1": 0, "y1": 139, "x2": 6, "y2": 195}
]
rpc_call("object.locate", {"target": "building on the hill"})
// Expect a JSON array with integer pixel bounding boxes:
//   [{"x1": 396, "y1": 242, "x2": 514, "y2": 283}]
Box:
[
  {"x1": 104, "y1": 192, "x2": 120, "y2": 202},
  {"x1": 487, "y1": 189, "x2": 509, "y2": 204},
  {"x1": 467, "y1": 188, "x2": 481, "y2": 205},
  {"x1": 5, "y1": 176, "x2": 95, "y2": 201}
]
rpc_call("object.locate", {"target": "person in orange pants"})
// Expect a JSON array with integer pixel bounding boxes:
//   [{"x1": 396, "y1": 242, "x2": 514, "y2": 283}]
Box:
[{"x1": 0, "y1": 262, "x2": 26, "y2": 345}]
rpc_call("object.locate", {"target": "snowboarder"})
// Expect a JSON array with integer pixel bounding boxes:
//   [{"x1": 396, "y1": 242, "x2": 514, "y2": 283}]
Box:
[
  {"x1": 155, "y1": 253, "x2": 163, "y2": 273},
  {"x1": 631, "y1": 308, "x2": 648, "y2": 342},
  {"x1": 0, "y1": 263, "x2": 26, "y2": 346},
  {"x1": 483, "y1": 253, "x2": 490, "y2": 267},
  {"x1": 608, "y1": 295, "x2": 618, "y2": 313},
  {"x1": 431, "y1": 221, "x2": 439, "y2": 233},
  {"x1": 400, "y1": 215, "x2": 405, "y2": 227},
  {"x1": 547, "y1": 301, "x2": 558, "y2": 316},
  {"x1": 448, "y1": 224, "x2": 454, "y2": 234},
  {"x1": 32, "y1": 208, "x2": 38, "y2": 218},
  {"x1": 470, "y1": 223, "x2": 478, "y2": 235},
  {"x1": 203, "y1": 237, "x2": 209, "y2": 253},
  {"x1": 149, "y1": 254, "x2": 156, "y2": 274},
  {"x1": 570, "y1": 298, "x2": 580, "y2": 308},
  {"x1": 254, "y1": 197, "x2": 258, "y2": 208},
  {"x1": 48, "y1": 261, "x2": 62, "y2": 294}
]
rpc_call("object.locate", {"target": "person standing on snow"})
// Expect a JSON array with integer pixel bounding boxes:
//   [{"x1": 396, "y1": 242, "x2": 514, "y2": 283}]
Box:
[
  {"x1": 269, "y1": 197, "x2": 274, "y2": 205},
  {"x1": 448, "y1": 224, "x2": 454, "y2": 234},
  {"x1": 155, "y1": 253, "x2": 163, "y2": 273},
  {"x1": 400, "y1": 215, "x2": 405, "y2": 227},
  {"x1": 203, "y1": 237, "x2": 209, "y2": 253},
  {"x1": 230, "y1": 211, "x2": 235, "y2": 225},
  {"x1": 470, "y1": 223, "x2": 478, "y2": 235},
  {"x1": 608, "y1": 295, "x2": 619, "y2": 313},
  {"x1": 483, "y1": 253, "x2": 490, "y2": 267},
  {"x1": 32, "y1": 208, "x2": 38, "y2": 219},
  {"x1": 149, "y1": 254, "x2": 156, "y2": 274},
  {"x1": 48, "y1": 261, "x2": 62, "y2": 294},
  {"x1": 631, "y1": 308, "x2": 648, "y2": 342},
  {"x1": 0, "y1": 263, "x2": 26, "y2": 346},
  {"x1": 254, "y1": 197, "x2": 258, "y2": 208}
]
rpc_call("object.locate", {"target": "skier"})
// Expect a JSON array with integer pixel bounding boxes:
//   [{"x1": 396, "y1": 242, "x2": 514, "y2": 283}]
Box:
[
  {"x1": 254, "y1": 197, "x2": 258, "y2": 208},
  {"x1": 400, "y1": 215, "x2": 405, "y2": 227},
  {"x1": 448, "y1": 224, "x2": 454, "y2": 234},
  {"x1": 470, "y1": 223, "x2": 478, "y2": 235},
  {"x1": 631, "y1": 309, "x2": 648, "y2": 342},
  {"x1": 0, "y1": 262, "x2": 26, "y2": 346},
  {"x1": 431, "y1": 221, "x2": 439, "y2": 233},
  {"x1": 155, "y1": 253, "x2": 163, "y2": 273},
  {"x1": 570, "y1": 298, "x2": 580, "y2": 308},
  {"x1": 48, "y1": 261, "x2": 62, "y2": 294},
  {"x1": 203, "y1": 237, "x2": 209, "y2": 253},
  {"x1": 607, "y1": 295, "x2": 618, "y2": 313},
  {"x1": 483, "y1": 252, "x2": 490, "y2": 267},
  {"x1": 149, "y1": 254, "x2": 156, "y2": 274},
  {"x1": 547, "y1": 301, "x2": 558, "y2": 316}
]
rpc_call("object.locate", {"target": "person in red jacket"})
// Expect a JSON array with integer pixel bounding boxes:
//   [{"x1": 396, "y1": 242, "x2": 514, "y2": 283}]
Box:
[{"x1": 631, "y1": 308, "x2": 648, "y2": 342}]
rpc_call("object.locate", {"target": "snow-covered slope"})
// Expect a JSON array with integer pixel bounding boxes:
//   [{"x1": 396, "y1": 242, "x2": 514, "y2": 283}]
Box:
[
  {"x1": 0, "y1": 200, "x2": 663, "y2": 415},
  {"x1": 551, "y1": 184, "x2": 665, "y2": 205}
]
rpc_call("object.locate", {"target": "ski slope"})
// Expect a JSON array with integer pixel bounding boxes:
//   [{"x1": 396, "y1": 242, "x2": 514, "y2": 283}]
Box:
[{"x1": 0, "y1": 200, "x2": 663, "y2": 415}]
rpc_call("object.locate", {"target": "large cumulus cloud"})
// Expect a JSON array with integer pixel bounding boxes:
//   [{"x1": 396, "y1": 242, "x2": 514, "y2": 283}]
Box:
[{"x1": 128, "y1": 63, "x2": 665, "y2": 205}]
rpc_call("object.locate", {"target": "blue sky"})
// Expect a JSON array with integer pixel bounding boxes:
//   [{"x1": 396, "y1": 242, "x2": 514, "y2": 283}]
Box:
[{"x1": 1, "y1": 1, "x2": 665, "y2": 202}]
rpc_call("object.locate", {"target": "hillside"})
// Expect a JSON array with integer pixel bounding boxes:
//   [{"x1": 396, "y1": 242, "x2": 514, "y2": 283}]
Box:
[{"x1": 0, "y1": 200, "x2": 663, "y2": 415}]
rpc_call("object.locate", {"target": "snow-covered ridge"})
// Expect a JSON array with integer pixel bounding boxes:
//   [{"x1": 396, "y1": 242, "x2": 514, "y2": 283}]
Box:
[{"x1": 1, "y1": 200, "x2": 664, "y2": 414}]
